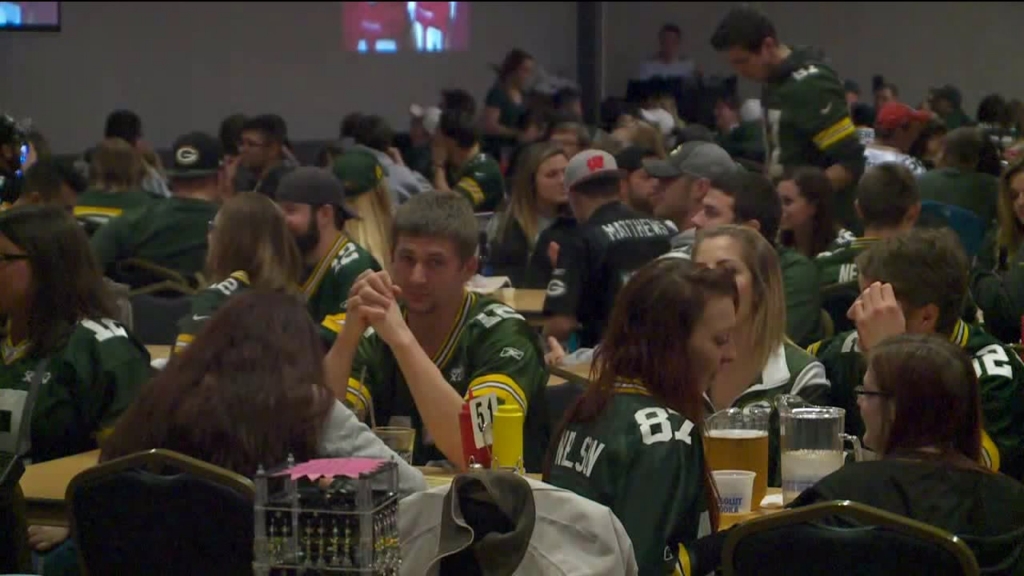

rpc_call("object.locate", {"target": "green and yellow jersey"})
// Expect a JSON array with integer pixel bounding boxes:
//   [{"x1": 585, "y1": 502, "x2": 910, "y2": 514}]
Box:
[
  {"x1": 174, "y1": 271, "x2": 251, "y2": 353},
  {"x1": 814, "y1": 237, "x2": 880, "y2": 286},
  {"x1": 548, "y1": 382, "x2": 711, "y2": 576},
  {"x1": 303, "y1": 234, "x2": 382, "y2": 340},
  {"x1": 808, "y1": 320, "x2": 1024, "y2": 480},
  {"x1": 779, "y1": 247, "x2": 823, "y2": 348},
  {"x1": 345, "y1": 292, "x2": 549, "y2": 469},
  {"x1": 703, "y1": 342, "x2": 830, "y2": 487},
  {"x1": 74, "y1": 188, "x2": 155, "y2": 229},
  {"x1": 0, "y1": 318, "x2": 151, "y2": 463},
  {"x1": 451, "y1": 153, "x2": 505, "y2": 212}
]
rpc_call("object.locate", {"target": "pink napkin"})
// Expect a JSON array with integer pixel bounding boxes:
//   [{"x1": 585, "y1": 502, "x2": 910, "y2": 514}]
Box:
[{"x1": 278, "y1": 458, "x2": 387, "y2": 481}]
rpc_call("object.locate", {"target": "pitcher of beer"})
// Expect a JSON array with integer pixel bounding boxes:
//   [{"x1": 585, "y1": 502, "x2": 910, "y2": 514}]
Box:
[
  {"x1": 704, "y1": 406, "x2": 770, "y2": 510},
  {"x1": 777, "y1": 395, "x2": 863, "y2": 504}
]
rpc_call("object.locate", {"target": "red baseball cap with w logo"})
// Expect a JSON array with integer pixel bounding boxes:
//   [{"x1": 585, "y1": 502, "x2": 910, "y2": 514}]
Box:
[{"x1": 564, "y1": 149, "x2": 626, "y2": 190}]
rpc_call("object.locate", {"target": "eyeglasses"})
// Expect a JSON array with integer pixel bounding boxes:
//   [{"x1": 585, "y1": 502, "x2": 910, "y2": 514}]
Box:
[
  {"x1": 854, "y1": 386, "x2": 891, "y2": 399},
  {"x1": 0, "y1": 253, "x2": 28, "y2": 263}
]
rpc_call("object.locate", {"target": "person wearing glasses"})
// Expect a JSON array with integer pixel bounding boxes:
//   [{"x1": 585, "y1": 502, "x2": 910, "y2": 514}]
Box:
[
  {"x1": 173, "y1": 192, "x2": 304, "y2": 354},
  {"x1": 90, "y1": 132, "x2": 224, "y2": 287},
  {"x1": 808, "y1": 229, "x2": 1024, "y2": 481},
  {"x1": 234, "y1": 114, "x2": 296, "y2": 198}
]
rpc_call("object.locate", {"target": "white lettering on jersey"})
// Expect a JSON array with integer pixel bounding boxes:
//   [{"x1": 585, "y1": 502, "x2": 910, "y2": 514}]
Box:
[
  {"x1": 600, "y1": 219, "x2": 671, "y2": 243},
  {"x1": 331, "y1": 242, "x2": 360, "y2": 273},
  {"x1": 213, "y1": 277, "x2": 240, "y2": 296},
  {"x1": 81, "y1": 319, "x2": 128, "y2": 342},
  {"x1": 634, "y1": 407, "x2": 694, "y2": 445},
  {"x1": 838, "y1": 263, "x2": 858, "y2": 283},
  {"x1": 973, "y1": 344, "x2": 1014, "y2": 380},
  {"x1": 545, "y1": 279, "x2": 567, "y2": 298},
  {"x1": 765, "y1": 109, "x2": 783, "y2": 179},
  {"x1": 840, "y1": 331, "x2": 860, "y2": 354},
  {"x1": 472, "y1": 304, "x2": 524, "y2": 329},
  {"x1": 791, "y1": 65, "x2": 820, "y2": 81},
  {"x1": 554, "y1": 430, "x2": 606, "y2": 478}
]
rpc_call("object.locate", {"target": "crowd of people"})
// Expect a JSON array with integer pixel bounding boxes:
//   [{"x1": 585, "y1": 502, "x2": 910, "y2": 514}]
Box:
[{"x1": 2, "y1": 5, "x2": 1024, "y2": 574}]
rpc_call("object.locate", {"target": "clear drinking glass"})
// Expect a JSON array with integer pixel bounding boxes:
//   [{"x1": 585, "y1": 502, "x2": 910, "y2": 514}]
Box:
[{"x1": 373, "y1": 426, "x2": 416, "y2": 464}]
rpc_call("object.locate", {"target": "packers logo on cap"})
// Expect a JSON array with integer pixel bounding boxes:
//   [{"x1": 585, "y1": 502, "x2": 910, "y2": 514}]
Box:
[
  {"x1": 176, "y1": 146, "x2": 200, "y2": 166},
  {"x1": 374, "y1": 164, "x2": 383, "y2": 181}
]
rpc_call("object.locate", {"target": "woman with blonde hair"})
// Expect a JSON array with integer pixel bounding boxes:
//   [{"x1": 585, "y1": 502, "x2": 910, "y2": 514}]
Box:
[
  {"x1": 75, "y1": 138, "x2": 155, "y2": 232},
  {"x1": 612, "y1": 119, "x2": 668, "y2": 159},
  {"x1": 173, "y1": 192, "x2": 303, "y2": 353},
  {"x1": 331, "y1": 149, "x2": 395, "y2": 272},
  {"x1": 971, "y1": 157, "x2": 1024, "y2": 343},
  {"x1": 487, "y1": 142, "x2": 569, "y2": 285},
  {"x1": 692, "y1": 224, "x2": 831, "y2": 485}
]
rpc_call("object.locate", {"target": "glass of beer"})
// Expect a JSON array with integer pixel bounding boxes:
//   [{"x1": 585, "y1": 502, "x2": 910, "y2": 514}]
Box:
[
  {"x1": 778, "y1": 404, "x2": 861, "y2": 504},
  {"x1": 704, "y1": 407, "x2": 770, "y2": 510}
]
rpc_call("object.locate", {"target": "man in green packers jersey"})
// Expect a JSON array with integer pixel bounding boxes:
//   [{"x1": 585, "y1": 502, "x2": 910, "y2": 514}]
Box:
[
  {"x1": 431, "y1": 109, "x2": 505, "y2": 212},
  {"x1": 808, "y1": 229, "x2": 1024, "y2": 480},
  {"x1": 815, "y1": 163, "x2": 920, "y2": 286},
  {"x1": 711, "y1": 7, "x2": 865, "y2": 230},
  {"x1": 325, "y1": 192, "x2": 548, "y2": 470},
  {"x1": 91, "y1": 132, "x2": 222, "y2": 284},
  {"x1": 276, "y1": 167, "x2": 381, "y2": 340}
]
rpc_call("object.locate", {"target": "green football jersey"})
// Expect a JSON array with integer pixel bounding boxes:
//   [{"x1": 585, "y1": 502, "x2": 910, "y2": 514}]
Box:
[
  {"x1": 808, "y1": 320, "x2": 1024, "y2": 480},
  {"x1": 90, "y1": 196, "x2": 219, "y2": 281},
  {"x1": 703, "y1": 342, "x2": 831, "y2": 487},
  {"x1": 303, "y1": 234, "x2": 382, "y2": 339},
  {"x1": 174, "y1": 271, "x2": 252, "y2": 353},
  {"x1": 0, "y1": 318, "x2": 151, "y2": 463},
  {"x1": 74, "y1": 189, "x2": 155, "y2": 228},
  {"x1": 814, "y1": 237, "x2": 880, "y2": 286},
  {"x1": 548, "y1": 383, "x2": 712, "y2": 576},
  {"x1": 779, "y1": 247, "x2": 823, "y2": 347},
  {"x1": 345, "y1": 292, "x2": 549, "y2": 469},
  {"x1": 452, "y1": 153, "x2": 505, "y2": 212}
]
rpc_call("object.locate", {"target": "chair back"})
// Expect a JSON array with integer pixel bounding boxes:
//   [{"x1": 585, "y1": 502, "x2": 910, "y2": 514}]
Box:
[
  {"x1": 129, "y1": 294, "x2": 192, "y2": 345},
  {"x1": 959, "y1": 526, "x2": 1024, "y2": 575},
  {"x1": 820, "y1": 281, "x2": 861, "y2": 335},
  {"x1": 113, "y1": 258, "x2": 196, "y2": 295},
  {"x1": 722, "y1": 500, "x2": 981, "y2": 576},
  {"x1": 918, "y1": 200, "x2": 989, "y2": 260},
  {"x1": 68, "y1": 449, "x2": 255, "y2": 576}
]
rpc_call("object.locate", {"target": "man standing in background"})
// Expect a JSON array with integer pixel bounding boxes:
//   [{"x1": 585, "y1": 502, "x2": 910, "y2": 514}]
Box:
[
  {"x1": 710, "y1": 7, "x2": 865, "y2": 231},
  {"x1": 634, "y1": 24, "x2": 697, "y2": 81}
]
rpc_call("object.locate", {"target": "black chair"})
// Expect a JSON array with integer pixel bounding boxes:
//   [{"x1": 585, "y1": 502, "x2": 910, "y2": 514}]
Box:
[
  {"x1": 129, "y1": 294, "x2": 193, "y2": 345},
  {"x1": 0, "y1": 484, "x2": 31, "y2": 573},
  {"x1": 113, "y1": 258, "x2": 196, "y2": 297},
  {"x1": 820, "y1": 281, "x2": 861, "y2": 335},
  {"x1": 722, "y1": 500, "x2": 981, "y2": 576},
  {"x1": 960, "y1": 526, "x2": 1024, "y2": 575},
  {"x1": 68, "y1": 449, "x2": 255, "y2": 576}
]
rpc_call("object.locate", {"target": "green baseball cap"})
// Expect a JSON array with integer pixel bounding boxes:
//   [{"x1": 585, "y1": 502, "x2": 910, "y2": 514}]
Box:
[{"x1": 331, "y1": 150, "x2": 386, "y2": 197}]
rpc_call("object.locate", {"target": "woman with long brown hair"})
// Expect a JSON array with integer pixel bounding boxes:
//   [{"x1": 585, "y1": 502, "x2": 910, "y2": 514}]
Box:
[
  {"x1": 173, "y1": 192, "x2": 303, "y2": 353},
  {"x1": 544, "y1": 257, "x2": 738, "y2": 575},
  {"x1": 777, "y1": 166, "x2": 853, "y2": 259},
  {"x1": 487, "y1": 142, "x2": 568, "y2": 285},
  {"x1": 105, "y1": 290, "x2": 426, "y2": 494}
]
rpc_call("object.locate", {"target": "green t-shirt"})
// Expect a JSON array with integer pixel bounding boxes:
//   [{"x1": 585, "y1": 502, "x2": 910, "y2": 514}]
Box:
[
  {"x1": 814, "y1": 237, "x2": 880, "y2": 286},
  {"x1": 345, "y1": 292, "x2": 549, "y2": 469},
  {"x1": 703, "y1": 342, "x2": 830, "y2": 486},
  {"x1": 174, "y1": 271, "x2": 252, "y2": 353},
  {"x1": 808, "y1": 320, "x2": 1024, "y2": 480},
  {"x1": 452, "y1": 153, "x2": 505, "y2": 212},
  {"x1": 74, "y1": 189, "x2": 155, "y2": 230},
  {"x1": 90, "y1": 196, "x2": 219, "y2": 281},
  {"x1": 548, "y1": 383, "x2": 711, "y2": 575},
  {"x1": 0, "y1": 318, "x2": 151, "y2": 463},
  {"x1": 303, "y1": 234, "x2": 382, "y2": 340},
  {"x1": 779, "y1": 247, "x2": 823, "y2": 347},
  {"x1": 484, "y1": 83, "x2": 527, "y2": 131}
]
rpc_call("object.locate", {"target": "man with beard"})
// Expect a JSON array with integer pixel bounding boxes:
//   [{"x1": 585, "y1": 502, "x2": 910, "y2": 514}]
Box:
[
  {"x1": 276, "y1": 167, "x2": 381, "y2": 339},
  {"x1": 613, "y1": 145, "x2": 658, "y2": 215}
]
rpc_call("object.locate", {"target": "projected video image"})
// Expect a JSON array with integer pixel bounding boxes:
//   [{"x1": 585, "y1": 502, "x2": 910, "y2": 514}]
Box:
[
  {"x1": 0, "y1": 2, "x2": 60, "y2": 29},
  {"x1": 342, "y1": 2, "x2": 470, "y2": 53}
]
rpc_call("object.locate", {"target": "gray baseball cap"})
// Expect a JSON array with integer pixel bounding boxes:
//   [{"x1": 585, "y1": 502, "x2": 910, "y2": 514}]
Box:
[
  {"x1": 564, "y1": 149, "x2": 627, "y2": 189},
  {"x1": 643, "y1": 141, "x2": 740, "y2": 180},
  {"x1": 276, "y1": 166, "x2": 358, "y2": 219}
]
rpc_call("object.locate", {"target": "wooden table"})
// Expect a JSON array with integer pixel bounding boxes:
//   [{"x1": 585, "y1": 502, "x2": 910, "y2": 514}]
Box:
[
  {"x1": 21, "y1": 450, "x2": 101, "y2": 526},
  {"x1": 491, "y1": 288, "x2": 546, "y2": 327},
  {"x1": 146, "y1": 345, "x2": 172, "y2": 361},
  {"x1": 720, "y1": 488, "x2": 783, "y2": 529}
]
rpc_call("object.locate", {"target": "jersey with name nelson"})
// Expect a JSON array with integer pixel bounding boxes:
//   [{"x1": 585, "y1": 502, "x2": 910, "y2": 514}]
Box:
[{"x1": 543, "y1": 202, "x2": 673, "y2": 348}]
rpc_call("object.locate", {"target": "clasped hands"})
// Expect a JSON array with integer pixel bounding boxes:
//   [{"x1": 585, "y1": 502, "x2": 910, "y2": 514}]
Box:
[
  {"x1": 847, "y1": 281, "x2": 907, "y2": 351},
  {"x1": 345, "y1": 270, "x2": 412, "y2": 347}
]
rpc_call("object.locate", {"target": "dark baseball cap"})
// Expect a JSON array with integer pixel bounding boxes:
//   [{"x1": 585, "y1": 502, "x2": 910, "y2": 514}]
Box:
[
  {"x1": 332, "y1": 149, "x2": 385, "y2": 197},
  {"x1": 643, "y1": 141, "x2": 740, "y2": 180},
  {"x1": 165, "y1": 131, "x2": 223, "y2": 180},
  {"x1": 276, "y1": 166, "x2": 358, "y2": 219}
]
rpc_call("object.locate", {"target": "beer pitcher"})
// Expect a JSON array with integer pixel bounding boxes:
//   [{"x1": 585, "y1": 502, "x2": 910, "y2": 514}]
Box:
[
  {"x1": 704, "y1": 406, "x2": 771, "y2": 510},
  {"x1": 776, "y1": 395, "x2": 864, "y2": 504}
]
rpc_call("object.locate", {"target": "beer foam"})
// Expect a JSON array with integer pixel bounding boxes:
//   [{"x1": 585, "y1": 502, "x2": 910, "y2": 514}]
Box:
[{"x1": 706, "y1": 429, "x2": 768, "y2": 439}]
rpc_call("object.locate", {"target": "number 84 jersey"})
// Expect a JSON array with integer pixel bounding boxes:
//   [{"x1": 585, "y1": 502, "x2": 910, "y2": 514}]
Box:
[
  {"x1": 547, "y1": 383, "x2": 711, "y2": 576},
  {"x1": 810, "y1": 320, "x2": 1024, "y2": 481}
]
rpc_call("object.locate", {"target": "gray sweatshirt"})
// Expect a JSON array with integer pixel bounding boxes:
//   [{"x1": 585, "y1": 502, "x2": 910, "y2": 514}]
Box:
[
  {"x1": 352, "y1": 144, "x2": 431, "y2": 206},
  {"x1": 318, "y1": 400, "x2": 427, "y2": 498}
]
